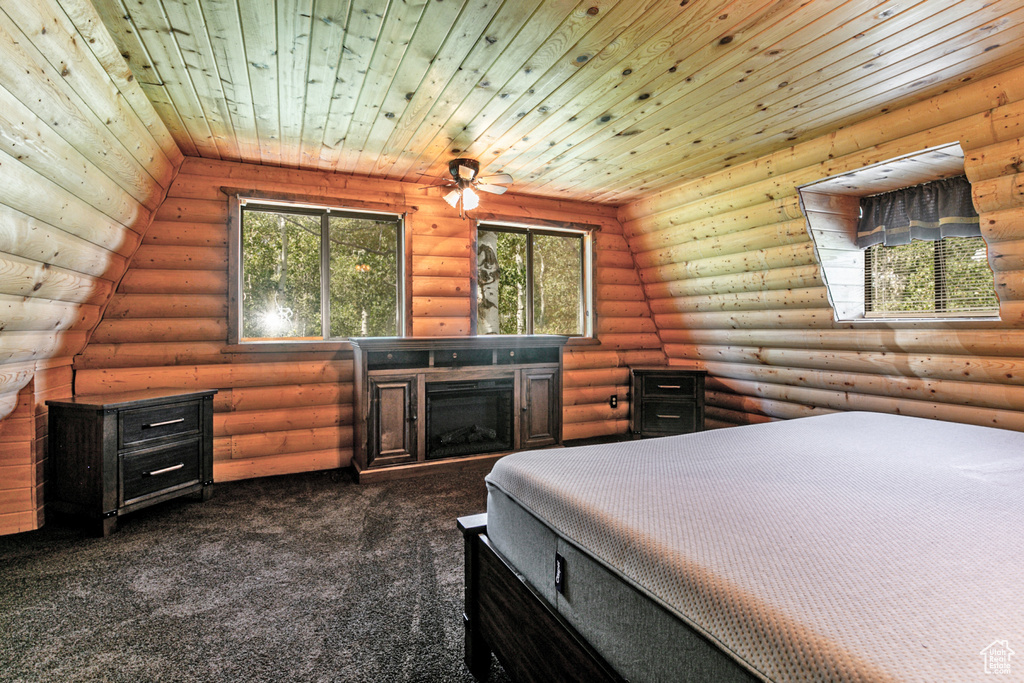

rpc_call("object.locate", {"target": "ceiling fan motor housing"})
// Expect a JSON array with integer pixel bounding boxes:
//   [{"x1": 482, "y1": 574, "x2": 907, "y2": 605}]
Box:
[{"x1": 449, "y1": 158, "x2": 480, "y2": 182}]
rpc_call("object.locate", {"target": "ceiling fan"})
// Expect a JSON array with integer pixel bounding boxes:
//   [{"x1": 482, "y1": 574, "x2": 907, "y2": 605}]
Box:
[{"x1": 441, "y1": 158, "x2": 513, "y2": 217}]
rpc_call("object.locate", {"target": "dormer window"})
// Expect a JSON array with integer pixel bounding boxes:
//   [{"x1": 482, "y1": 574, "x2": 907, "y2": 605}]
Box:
[{"x1": 799, "y1": 144, "x2": 999, "y2": 323}]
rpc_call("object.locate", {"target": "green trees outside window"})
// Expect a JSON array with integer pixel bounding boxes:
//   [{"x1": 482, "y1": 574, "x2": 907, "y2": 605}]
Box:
[
  {"x1": 477, "y1": 225, "x2": 586, "y2": 336},
  {"x1": 864, "y1": 235, "x2": 998, "y2": 316},
  {"x1": 241, "y1": 205, "x2": 401, "y2": 340}
]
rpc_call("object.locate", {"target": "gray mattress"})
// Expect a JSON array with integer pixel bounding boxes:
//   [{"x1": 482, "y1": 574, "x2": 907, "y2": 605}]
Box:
[{"x1": 484, "y1": 412, "x2": 1024, "y2": 682}]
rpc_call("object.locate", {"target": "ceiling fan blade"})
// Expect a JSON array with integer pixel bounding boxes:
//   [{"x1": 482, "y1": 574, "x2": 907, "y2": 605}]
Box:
[
  {"x1": 475, "y1": 183, "x2": 508, "y2": 195},
  {"x1": 478, "y1": 173, "x2": 513, "y2": 185}
]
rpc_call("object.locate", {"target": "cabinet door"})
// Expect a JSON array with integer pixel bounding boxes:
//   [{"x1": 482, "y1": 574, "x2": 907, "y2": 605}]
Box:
[
  {"x1": 369, "y1": 377, "x2": 417, "y2": 466},
  {"x1": 520, "y1": 368, "x2": 559, "y2": 449}
]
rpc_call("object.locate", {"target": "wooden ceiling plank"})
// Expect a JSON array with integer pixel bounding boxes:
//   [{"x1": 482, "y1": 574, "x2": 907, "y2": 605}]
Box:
[
  {"x1": 0, "y1": 7, "x2": 168, "y2": 206},
  {"x1": 238, "y1": 1, "x2": 283, "y2": 165},
  {"x1": 0, "y1": 146, "x2": 141, "y2": 257},
  {"x1": 90, "y1": 0, "x2": 199, "y2": 157},
  {"x1": 370, "y1": 0, "x2": 504, "y2": 178},
  {"x1": 73, "y1": 0, "x2": 1024, "y2": 203},
  {"x1": 277, "y1": 0, "x2": 315, "y2": 168},
  {"x1": 59, "y1": 0, "x2": 182, "y2": 168},
  {"x1": 401, "y1": 0, "x2": 603, "y2": 180},
  {"x1": 385, "y1": 0, "x2": 549, "y2": 182},
  {"x1": 489, "y1": 0, "x2": 804, "y2": 183},
  {"x1": 109, "y1": 0, "x2": 221, "y2": 159},
  {"x1": 317, "y1": 0, "x2": 388, "y2": 172},
  {"x1": 137, "y1": 81, "x2": 199, "y2": 158},
  {"x1": 551, "y1": 0, "x2": 1016, "y2": 200},
  {"x1": 582, "y1": 0, "x2": 1006, "y2": 194},
  {"x1": 0, "y1": 202, "x2": 130, "y2": 278},
  {"x1": 297, "y1": 0, "x2": 352, "y2": 169},
  {"x1": 453, "y1": 0, "x2": 675, "y2": 167},
  {"x1": 353, "y1": 0, "x2": 469, "y2": 176},
  {"x1": 518, "y1": 1, "x2": 900, "y2": 196},
  {"x1": 587, "y1": 3, "x2": 1024, "y2": 202},
  {"x1": 602, "y1": 9, "x2": 1019, "y2": 200},
  {"x1": 0, "y1": 79, "x2": 151, "y2": 227},
  {"x1": 1, "y1": 3, "x2": 175, "y2": 188},
  {"x1": 335, "y1": 0, "x2": 432, "y2": 175},
  {"x1": 159, "y1": 0, "x2": 244, "y2": 163},
  {"x1": 197, "y1": 0, "x2": 262, "y2": 164},
  {"x1": 597, "y1": 41, "x2": 1024, "y2": 205},
  {"x1": 511, "y1": 0, "x2": 890, "y2": 195},
  {"x1": 475, "y1": 0, "x2": 753, "y2": 183}
]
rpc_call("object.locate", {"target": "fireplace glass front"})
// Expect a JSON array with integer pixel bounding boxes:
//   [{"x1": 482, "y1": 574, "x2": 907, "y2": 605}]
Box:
[{"x1": 425, "y1": 378, "x2": 514, "y2": 459}]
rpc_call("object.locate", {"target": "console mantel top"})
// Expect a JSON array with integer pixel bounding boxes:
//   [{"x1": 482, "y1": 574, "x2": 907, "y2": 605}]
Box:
[{"x1": 349, "y1": 336, "x2": 569, "y2": 352}]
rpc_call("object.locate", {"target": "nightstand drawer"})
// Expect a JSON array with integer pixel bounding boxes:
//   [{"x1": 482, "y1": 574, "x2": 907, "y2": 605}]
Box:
[
  {"x1": 641, "y1": 374, "x2": 697, "y2": 398},
  {"x1": 640, "y1": 400, "x2": 698, "y2": 434},
  {"x1": 121, "y1": 439, "x2": 201, "y2": 504},
  {"x1": 120, "y1": 401, "x2": 201, "y2": 447}
]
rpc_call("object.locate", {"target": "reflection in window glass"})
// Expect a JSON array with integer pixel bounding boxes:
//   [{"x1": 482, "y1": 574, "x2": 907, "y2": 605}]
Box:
[
  {"x1": 241, "y1": 210, "x2": 321, "y2": 339},
  {"x1": 240, "y1": 205, "x2": 401, "y2": 340}
]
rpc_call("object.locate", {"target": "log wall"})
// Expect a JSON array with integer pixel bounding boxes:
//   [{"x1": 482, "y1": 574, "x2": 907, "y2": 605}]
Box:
[
  {"x1": 75, "y1": 158, "x2": 661, "y2": 482},
  {"x1": 619, "y1": 63, "x2": 1024, "y2": 431},
  {"x1": 0, "y1": 1, "x2": 180, "y2": 534}
]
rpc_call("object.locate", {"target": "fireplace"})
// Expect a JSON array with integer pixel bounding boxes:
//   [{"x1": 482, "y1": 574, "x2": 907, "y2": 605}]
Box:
[
  {"x1": 425, "y1": 378, "x2": 514, "y2": 459},
  {"x1": 350, "y1": 336, "x2": 566, "y2": 480}
]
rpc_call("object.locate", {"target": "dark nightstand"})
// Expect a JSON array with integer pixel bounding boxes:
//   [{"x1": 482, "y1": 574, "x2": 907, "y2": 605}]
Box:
[
  {"x1": 47, "y1": 389, "x2": 216, "y2": 536},
  {"x1": 629, "y1": 367, "x2": 706, "y2": 438}
]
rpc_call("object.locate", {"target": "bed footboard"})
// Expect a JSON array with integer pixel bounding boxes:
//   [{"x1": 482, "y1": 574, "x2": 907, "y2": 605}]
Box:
[{"x1": 458, "y1": 513, "x2": 624, "y2": 683}]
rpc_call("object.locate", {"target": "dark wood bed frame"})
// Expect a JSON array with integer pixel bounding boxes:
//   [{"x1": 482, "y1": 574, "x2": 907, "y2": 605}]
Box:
[{"x1": 458, "y1": 513, "x2": 625, "y2": 683}]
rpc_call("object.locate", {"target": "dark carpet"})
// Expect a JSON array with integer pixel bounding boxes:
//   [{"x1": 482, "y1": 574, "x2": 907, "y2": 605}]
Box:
[{"x1": 0, "y1": 466, "x2": 512, "y2": 683}]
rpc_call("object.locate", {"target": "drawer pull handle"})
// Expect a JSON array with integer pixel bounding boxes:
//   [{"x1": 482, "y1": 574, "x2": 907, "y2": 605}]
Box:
[
  {"x1": 144, "y1": 463, "x2": 185, "y2": 477},
  {"x1": 655, "y1": 414, "x2": 681, "y2": 420},
  {"x1": 144, "y1": 418, "x2": 185, "y2": 428},
  {"x1": 657, "y1": 385, "x2": 682, "y2": 389}
]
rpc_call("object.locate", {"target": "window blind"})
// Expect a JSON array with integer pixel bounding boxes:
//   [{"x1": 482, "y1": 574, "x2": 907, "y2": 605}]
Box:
[{"x1": 864, "y1": 235, "x2": 998, "y2": 316}]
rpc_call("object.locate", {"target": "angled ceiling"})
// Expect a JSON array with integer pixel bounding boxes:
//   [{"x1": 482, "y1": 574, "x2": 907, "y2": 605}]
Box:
[{"x1": 91, "y1": 0, "x2": 1024, "y2": 205}]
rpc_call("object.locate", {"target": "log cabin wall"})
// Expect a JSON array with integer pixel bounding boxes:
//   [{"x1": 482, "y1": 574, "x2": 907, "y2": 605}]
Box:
[
  {"x1": 619, "y1": 64, "x2": 1024, "y2": 431},
  {"x1": 74, "y1": 158, "x2": 662, "y2": 483},
  {"x1": 0, "y1": 1, "x2": 181, "y2": 534}
]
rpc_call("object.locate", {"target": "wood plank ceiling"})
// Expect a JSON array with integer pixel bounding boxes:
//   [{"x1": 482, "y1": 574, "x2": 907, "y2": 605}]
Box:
[{"x1": 89, "y1": 0, "x2": 1024, "y2": 205}]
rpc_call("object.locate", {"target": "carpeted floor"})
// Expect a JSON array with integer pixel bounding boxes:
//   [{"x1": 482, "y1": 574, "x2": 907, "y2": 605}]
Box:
[{"x1": 0, "y1": 465, "x2": 512, "y2": 683}]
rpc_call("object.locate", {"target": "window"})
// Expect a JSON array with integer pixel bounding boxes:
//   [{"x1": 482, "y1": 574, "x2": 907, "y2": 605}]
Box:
[
  {"x1": 798, "y1": 144, "x2": 999, "y2": 322},
  {"x1": 857, "y1": 175, "x2": 997, "y2": 319},
  {"x1": 476, "y1": 223, "x2": 592, "y2": 336},
  {"x1": 864, "y1": 236, "x2": 998, "y2": 317},
  {"x1": 239, "y1": 201, "x2": 403, "y2": 340}
]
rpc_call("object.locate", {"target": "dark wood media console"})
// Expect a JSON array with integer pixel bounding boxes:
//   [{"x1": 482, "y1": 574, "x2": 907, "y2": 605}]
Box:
[{"x1": 351, "y1": 336, "x2": 567, "y2": 482}]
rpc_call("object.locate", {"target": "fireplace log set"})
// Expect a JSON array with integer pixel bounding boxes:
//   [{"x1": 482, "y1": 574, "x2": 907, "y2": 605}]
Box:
[{"x1": 440, "y1": 425, "x2": 498, "y2": 445}]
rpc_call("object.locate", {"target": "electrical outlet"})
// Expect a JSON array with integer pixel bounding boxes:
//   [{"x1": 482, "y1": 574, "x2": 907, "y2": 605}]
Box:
[{"x1": 609, "y1": 394, "x2": 618, "y2": 408}]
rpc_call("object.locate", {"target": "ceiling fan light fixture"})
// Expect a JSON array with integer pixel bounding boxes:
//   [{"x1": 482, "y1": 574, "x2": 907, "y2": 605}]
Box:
[
  {"x1": 443, "y1": 189, "x2": 462, "y2": 208},
  {"x1": 461, "y1": 186, "x2": 480, "y2": 210}
]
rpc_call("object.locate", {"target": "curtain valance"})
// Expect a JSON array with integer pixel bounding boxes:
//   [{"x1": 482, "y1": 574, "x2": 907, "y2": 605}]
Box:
[{"x1": 856, "y1": 175, "x2": 979, "y2": 248}]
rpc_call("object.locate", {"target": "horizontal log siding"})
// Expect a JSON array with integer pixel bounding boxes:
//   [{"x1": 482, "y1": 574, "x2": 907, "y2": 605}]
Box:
[
  {"x1": 0, "y1": 0, "x2": 179, "y2": 535},
  {"x1": 75, "y1": 158, "x2": 659, "y2": 481},
  {"x1": 619, "y1": 64, "x2": 1024, "y2": 430}
]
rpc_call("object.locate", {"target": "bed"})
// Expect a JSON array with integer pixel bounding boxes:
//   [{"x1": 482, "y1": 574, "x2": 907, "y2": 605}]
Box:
[{"x1": 458, "y1": 411, "x2": 1024, "y2": 682}]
